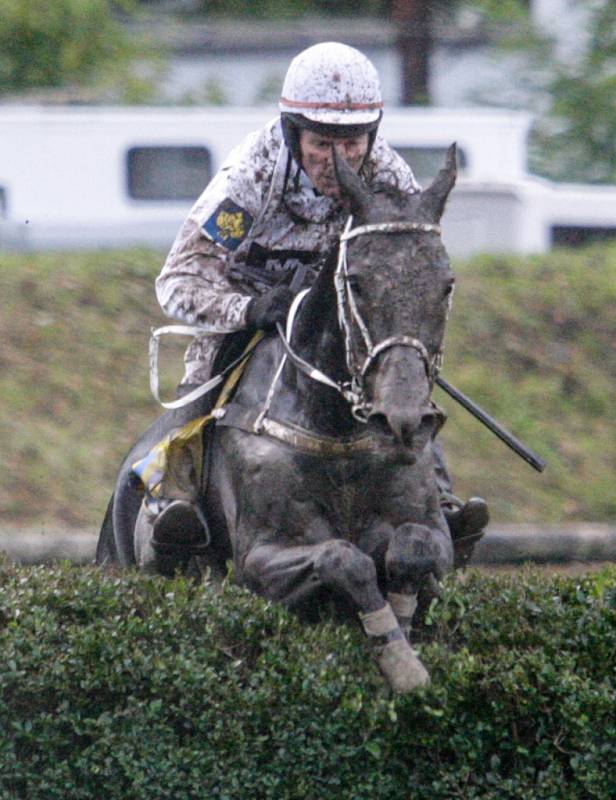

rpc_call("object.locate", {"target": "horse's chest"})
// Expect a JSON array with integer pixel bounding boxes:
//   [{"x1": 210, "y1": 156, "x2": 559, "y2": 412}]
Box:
[{"x1": 294, "y1": 454, "x2": 384, "y2": 538}]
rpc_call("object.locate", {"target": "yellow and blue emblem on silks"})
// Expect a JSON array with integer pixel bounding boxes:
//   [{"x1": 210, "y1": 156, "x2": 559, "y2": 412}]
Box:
[{"x1": 203, "y1": 198, "x2": 253, "y2": 250}]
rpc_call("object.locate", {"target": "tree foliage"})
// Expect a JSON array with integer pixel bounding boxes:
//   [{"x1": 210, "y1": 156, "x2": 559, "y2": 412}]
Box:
[
  {"x1": 0, "y1": 0, "x2": 140, "y2": 95},
  {"x1": 471, "y1": 0, "x2": 616, "y2": 183},
  {"x1": 531, "y1": 0, "x2": 616, "y2": 182}
]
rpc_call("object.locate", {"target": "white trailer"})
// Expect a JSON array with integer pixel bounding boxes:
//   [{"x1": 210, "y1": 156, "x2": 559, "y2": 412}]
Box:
[{"x1": 1, "y1": 105, "x2": 615, "y2": 255}]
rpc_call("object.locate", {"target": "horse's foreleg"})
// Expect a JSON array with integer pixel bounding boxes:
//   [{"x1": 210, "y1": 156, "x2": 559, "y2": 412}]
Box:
[
  {"x1": 243, "y1": 539, "x2": 383, "y2": 613},
  {"x1": 243, "y1": 540, "x2": 429, "y2": 692},
  {"x1": 385, "y1": 521, "x2": 453, "y2": 635}
]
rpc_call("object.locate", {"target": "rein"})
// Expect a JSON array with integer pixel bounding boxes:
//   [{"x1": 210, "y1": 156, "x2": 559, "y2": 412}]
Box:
[
  {"x1": 149, "y1": 215, "x2": 443, "y2": 446},
  {"x1": 149, "y1": 325, "x2": 264, "y2": 410},
  {"x1": 277, "y1": 216, "x2": 443, "y2": 422}
]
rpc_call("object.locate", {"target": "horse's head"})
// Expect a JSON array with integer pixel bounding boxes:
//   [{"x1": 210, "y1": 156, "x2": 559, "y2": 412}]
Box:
[{"x1": 333, "y1": 145, "x2": 457, "y2": 456}]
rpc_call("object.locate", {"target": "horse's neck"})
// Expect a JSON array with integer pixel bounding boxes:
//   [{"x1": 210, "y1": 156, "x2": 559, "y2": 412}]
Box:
[
  {"x1": 284, "y1": 333, "x2": 355, "y2": 438},
  {"x1": 271, "y1": 264, "x2": 358, "y2": 437}
]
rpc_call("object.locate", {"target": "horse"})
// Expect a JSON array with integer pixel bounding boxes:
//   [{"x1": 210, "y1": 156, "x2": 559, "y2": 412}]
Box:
[{"x1": 97, "y1": 146, "x2": 459, "y2": 692}]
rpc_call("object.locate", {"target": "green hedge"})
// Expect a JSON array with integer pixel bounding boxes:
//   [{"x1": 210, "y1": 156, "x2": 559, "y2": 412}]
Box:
[{"x1": 1, "y1": 561, "x2": 614, "y2": 799}]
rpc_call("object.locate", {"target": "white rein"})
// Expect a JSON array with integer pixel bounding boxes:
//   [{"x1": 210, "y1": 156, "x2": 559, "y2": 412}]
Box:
[
  {"x1": 277, "y1": 216, "x2": 443, "y2": 421},
  {"x1": 149, "y1": 215, "x2": 442, "y2": 418}
]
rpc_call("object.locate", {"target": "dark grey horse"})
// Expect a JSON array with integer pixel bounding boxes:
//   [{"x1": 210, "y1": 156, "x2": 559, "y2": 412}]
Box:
[{"x1": 98, "y1": 147, "x2": 458, "y2": 692}]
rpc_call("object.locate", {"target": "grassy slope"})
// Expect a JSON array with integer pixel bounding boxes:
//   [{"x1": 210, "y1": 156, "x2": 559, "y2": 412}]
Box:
[{"x1": 1, "y1": 243, "x2": 614, "y2": 529}]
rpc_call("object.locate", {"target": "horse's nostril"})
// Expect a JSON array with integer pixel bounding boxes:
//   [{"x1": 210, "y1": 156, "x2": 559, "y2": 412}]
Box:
[
  {"x1": 419, "y1": 412, "x2": 435, "y2": 434},
  {"x1": 368, "y1": 408, "x2": 436, "y2": 449},
  {"x1": 367, "y1": 412, "x2": 390, "y2": 436}
]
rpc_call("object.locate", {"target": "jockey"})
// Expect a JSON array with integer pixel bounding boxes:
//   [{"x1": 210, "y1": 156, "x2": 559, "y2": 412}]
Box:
[{"x1": 147, "y1": 41, "x2": 488, "y2": 565}]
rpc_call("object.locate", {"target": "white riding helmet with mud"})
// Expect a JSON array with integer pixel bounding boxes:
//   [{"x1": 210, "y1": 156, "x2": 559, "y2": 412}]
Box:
[{"x1": 279, "y1": 42, "x2": 384, "y2": 173}]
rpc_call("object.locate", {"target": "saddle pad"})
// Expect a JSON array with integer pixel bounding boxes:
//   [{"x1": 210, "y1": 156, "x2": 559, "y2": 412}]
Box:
[{"x1": 131, "y1": 331, "x2": 263, "y2": 499}]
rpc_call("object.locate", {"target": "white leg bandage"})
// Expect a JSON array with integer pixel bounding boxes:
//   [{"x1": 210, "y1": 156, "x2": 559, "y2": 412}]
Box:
[
  {"x1": 388, "y1": 591, "x2": 418, "y2": 620},
  {"x1": 359, "y1": 603, "x2": 399, "y2": 637}
]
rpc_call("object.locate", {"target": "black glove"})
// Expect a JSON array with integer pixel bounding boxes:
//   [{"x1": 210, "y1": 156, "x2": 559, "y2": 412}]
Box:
[{"x1": 245, "y1": 286, "x2": 294, "y2": 331}]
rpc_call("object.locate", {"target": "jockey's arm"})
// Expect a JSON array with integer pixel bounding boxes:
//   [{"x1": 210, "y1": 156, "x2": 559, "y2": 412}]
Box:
[{"x1": 156, "y1": 212, "x2": 252, "y2": 334}]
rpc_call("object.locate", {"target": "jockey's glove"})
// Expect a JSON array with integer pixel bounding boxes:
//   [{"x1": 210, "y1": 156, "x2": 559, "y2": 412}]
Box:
[{"x1": 246, "y1": 285, "x2": 294, "y2": 331}]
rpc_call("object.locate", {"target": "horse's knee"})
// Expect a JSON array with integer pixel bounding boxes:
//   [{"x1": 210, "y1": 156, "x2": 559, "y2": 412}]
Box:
[
  {"x1": 386, "y1": 523, "x2": 451, "y2": 593},
  {"x1": 314, "y1": 539, "x2": 377, "y2": 593}
]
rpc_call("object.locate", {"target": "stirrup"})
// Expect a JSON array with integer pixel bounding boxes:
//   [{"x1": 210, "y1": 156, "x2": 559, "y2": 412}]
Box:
[{"x1": 152, "y1": 500, "x2": 210, "y2": 555}]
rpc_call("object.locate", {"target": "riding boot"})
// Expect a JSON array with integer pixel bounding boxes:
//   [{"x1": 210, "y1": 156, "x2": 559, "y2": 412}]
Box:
[
  {"x1": 433, "y1": 439, "x2": 489, "y2": 568},
  {"x1": 135, "y1": 498, "x2": 209, "y2": 576},
  {"x1": 442, "y1": 495, "x2": 490, "y2": 569},
  {"x1": 152, "y1": 499, "x2": 209, "y2": 553}
]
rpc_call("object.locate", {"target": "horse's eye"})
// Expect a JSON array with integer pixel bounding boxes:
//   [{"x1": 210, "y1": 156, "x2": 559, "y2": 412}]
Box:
[
  {"x1": 348, "y1": 276, "x2": 362, "y2": 296},
  {"x1": 443, "y1": 280, "x2": 455, "y2": 299}
]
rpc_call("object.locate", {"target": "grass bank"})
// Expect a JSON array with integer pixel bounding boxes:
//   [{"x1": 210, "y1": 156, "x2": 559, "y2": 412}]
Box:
[{"x1": 1, "y1": 243, "x2": 615, "y2": 529}]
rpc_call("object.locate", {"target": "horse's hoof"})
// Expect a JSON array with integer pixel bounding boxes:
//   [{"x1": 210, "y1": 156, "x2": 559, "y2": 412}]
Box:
[{"x1": 377, "y1": 638, "x2": 430, "y2": 693}]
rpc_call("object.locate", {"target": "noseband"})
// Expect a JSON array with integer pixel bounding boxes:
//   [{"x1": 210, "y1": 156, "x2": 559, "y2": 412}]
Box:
[{"x1": 277, "y1": 215, "x2": 443, "y2": 422}]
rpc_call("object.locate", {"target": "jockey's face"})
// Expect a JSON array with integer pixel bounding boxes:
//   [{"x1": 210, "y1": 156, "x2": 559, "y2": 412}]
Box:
[{"x1": 299, "y1": 129, "x2": 369, "y2": 199}]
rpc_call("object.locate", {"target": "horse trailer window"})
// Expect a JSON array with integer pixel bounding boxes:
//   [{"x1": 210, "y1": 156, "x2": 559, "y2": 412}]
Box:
[
  {"x1": 127, "y1": 146, "x2": 212, "y2": 201},
  {"x1": 551, "y1": 225, "x2": 616, "y2": 248},
  {"x1": 394, "y1": 146, "x2": 467, "y2": 185}
]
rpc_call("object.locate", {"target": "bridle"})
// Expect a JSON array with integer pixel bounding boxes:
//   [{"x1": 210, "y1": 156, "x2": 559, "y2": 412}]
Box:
[
  {"x1": 148, "y1": 213, "x2": 448, "y2": 449},
  {"x1": 276, "y1": 215, "x2": 445, "y2": 423}
]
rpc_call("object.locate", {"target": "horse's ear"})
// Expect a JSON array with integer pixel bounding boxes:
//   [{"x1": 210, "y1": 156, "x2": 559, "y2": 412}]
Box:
[
  {"x1": 332, "y1": 146, "x2": 372, "y2": 221},
  {"x1": 419, "y1": 143, "x2": 457, "y2": 222}
]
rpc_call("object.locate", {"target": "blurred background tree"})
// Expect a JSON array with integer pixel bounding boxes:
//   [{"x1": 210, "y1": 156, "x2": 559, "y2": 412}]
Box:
[
  {"x1": 512, "y1": 0, "x2": 616, "y2": 183},
  {"x1": 2, "y1": 0, "x2": 614, "y2": 183},
  {"x1": 0, "y1": 0, "x2": 160, "y2": 100}
]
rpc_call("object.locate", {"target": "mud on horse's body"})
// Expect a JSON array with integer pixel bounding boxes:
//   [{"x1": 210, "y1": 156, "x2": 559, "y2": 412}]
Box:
[
  {"x1": 97, "y1": 41, "x2": 489, "y2": 692},
  {"x1": 192, "y1": 147, "x2": 461, "y2": 692}
]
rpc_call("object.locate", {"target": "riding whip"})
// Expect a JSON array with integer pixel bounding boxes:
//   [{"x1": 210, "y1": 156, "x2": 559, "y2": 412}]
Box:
[{"x1": 436, "y1": 376, "x2": 547, "y2": 473}]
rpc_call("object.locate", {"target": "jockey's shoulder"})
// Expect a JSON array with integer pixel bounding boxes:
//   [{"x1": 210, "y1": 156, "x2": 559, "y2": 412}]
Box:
[
  {"x1": 225, "y1": 117, "x2": 283, "y2": 174},
  {"x1": 364, "y1": 134, "x2": 421, "y2": 195}
]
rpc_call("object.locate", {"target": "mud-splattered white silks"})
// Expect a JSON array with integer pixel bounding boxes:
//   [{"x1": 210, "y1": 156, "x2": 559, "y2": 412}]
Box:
[{"x1": 156, "y1": 117, "x2": 419, "y2": 386}]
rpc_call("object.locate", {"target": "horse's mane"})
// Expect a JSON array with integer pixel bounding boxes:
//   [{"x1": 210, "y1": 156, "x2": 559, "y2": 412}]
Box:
[{"x1": 287, "y1": 245, "x2": 342, "y2": 368}]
